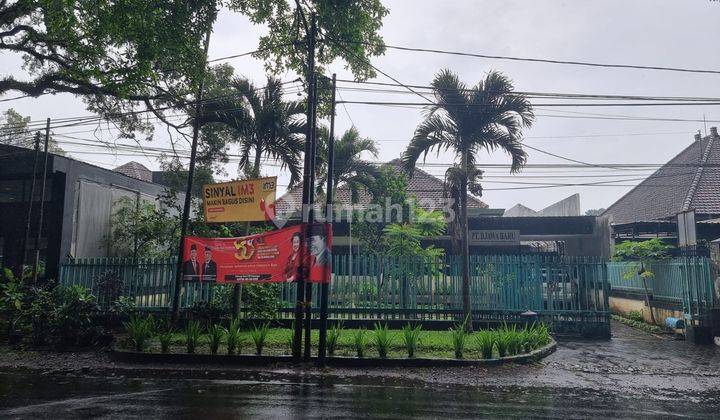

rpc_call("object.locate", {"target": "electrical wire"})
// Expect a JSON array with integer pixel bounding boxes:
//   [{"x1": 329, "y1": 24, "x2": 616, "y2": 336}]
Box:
[{"x1": 328, "y1": 38, "x2": 720, "y2": 75}]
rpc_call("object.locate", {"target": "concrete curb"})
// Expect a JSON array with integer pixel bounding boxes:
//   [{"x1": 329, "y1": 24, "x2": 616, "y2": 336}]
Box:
[{"x1": 110, "y1": 339, "x2": 556, "y2": 368}]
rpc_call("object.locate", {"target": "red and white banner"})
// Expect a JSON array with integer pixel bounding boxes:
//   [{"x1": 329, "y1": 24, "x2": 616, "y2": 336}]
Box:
[{"x1": 182, "y1": 223, "x2": 332, "y2": 284}]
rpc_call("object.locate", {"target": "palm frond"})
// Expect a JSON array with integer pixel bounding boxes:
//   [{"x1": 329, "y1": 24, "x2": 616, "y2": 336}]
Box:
[{"x1": 402, "y1": 114, "x2": 456, "y2": 175}]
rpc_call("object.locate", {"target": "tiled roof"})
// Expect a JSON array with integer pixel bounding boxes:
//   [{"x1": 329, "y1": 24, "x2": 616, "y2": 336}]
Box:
[
  {"x1": 275, "y1": 160, "x2": 488, "y2": 213},
  {"x1": 114, "y1": 161, "x2": 152, "y2": 182},
  {"x1": 603, "y1": 133, "x2": 720, "y2": 224}
]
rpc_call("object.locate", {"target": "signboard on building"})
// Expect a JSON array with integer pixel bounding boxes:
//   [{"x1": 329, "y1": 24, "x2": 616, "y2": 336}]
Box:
[
  {"x1": 202, "y1": 177, "x2": 277, "y2": 223},
  {"x1": 182, "y1": 223, "x2": 332, "y2": 284},
  {"x1": 469, "y1": 230, "x2": 520, "y2": 246}
]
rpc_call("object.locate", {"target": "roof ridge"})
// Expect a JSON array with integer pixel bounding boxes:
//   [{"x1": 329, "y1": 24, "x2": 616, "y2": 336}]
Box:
[{"x1": 682, "y1": 135, "x2": 715, "y2": 211}]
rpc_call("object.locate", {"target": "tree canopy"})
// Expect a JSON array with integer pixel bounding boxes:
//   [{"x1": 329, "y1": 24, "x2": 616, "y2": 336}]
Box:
[
  {"x1": 1, "y1": 1, "x2": 388, "y2": 137},
  {"x1": 0, "y1": 108, "x2": 64, "y2": 153}
]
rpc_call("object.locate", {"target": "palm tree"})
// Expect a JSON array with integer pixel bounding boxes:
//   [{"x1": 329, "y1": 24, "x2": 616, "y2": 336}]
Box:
[
  {"x1": 443, "y1": 165, "x2": 483, "y2": 253},
  {"x1": 200, "y1": 75, "x2": 306, "y2": 184},
  {"x1": 199, "y1": 75, "x2": 305, "y2": 318},
  {"x1": 401, "y1": 69, "x2": 533, "y2": 329},
  {"x1": 316, "y1": 126, "x2": 379, "y2": 202}
]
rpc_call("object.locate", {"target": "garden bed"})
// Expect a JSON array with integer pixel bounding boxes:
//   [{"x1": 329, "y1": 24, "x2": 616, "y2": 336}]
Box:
[
  {"x1": 114, "y1": 323, "x2": 557, "y2": 367},
  {"x1": 110, "y1": 339, "x2": 556, "y2": 367}
]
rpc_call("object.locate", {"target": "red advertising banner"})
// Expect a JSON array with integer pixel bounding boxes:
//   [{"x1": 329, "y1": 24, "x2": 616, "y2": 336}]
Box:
[{"x1": 182, "y1": 223, "x2": 332, "y2": 284}]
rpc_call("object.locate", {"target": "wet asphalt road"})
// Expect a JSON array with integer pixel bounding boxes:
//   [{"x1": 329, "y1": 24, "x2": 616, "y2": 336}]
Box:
[
  {"x1": 0, "y1": 371, "x2": 717, "y2": 419},
  {"x1": 1, "y1": 321, "x2": 719, "y2": 418}
]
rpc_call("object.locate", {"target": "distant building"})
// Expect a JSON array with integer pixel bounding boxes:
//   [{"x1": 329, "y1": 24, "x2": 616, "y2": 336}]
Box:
[
  {"x1": 275, "y1": 162, "x2": 610, "y2": 257},
  {"x1": 275, "y1": 159, "x2": 489, "y2": 214},
  {"x1": 503, "y1": 194, "x2": 581, "y2": 217},
  {"x1": 603, "y1": 129, "x2": 720, "y2": 242},
  {"x1": 0, "y1": 144, "x2": 181, "y2": 278}
]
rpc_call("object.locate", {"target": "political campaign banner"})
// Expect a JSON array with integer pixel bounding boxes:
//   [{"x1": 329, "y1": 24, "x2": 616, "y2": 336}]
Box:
[
  {"x1": 182, "y1": 223, "x2": 332, "y2": 284},
  {"x1": 202, "y1": 177, "x2": 277, "y2": 223}
]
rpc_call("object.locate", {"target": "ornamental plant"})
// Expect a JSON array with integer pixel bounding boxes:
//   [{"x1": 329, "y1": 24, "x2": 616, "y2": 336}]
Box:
[
  {"x1": 123, "y1": 315, "x2": 154, "y2": 352},
  {"x1": 207, "y1": 324, "x2": 224, "y2": 355},
  {"x1": 373, "y1": 323, "x2": 394, "y2": 359},
  {"x1": 450, "y1": 324, "x2": 467, "y2": 359},
  {"x1": 354, "y1": 328, "x2": 368, "y2": 358},
  {"x1": 251, "y1": 323, "x2": 270, "y2": 355},
  {"x1": 402, "y1": 323, "x2": 422, "y2": 358},
  {"x1": 476, "y1": 330, "x2": 495, "y2": 359},
  {"x1": 185, "y1": 321, "x2": 203, "y2": 354},
  {"x1": 327, "y1": 322, "x2": 344, "y2": 356},
  {"x1": 225, "y1": 318, "x2": 243, "y2": 355},
  {"x1": 157, "y1": 329, "x2": 174, "y2": 354}
]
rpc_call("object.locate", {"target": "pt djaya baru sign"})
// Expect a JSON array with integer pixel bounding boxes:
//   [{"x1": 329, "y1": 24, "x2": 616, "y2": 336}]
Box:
[
  {"x1": 469, "y1": 230, "x2": 520, "y2": 246},
  {"x1": 202, "y1": 177, "x2": 277, "y2": 223}
]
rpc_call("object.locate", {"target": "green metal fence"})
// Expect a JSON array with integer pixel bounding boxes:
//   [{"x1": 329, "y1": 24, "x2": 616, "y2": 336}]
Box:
[
  {"x1": 607, "y1": 258, "x2": 715, "y2": 319},
  {"x1": 59, "y1": 254, "x2": 610, "y2": 327}
]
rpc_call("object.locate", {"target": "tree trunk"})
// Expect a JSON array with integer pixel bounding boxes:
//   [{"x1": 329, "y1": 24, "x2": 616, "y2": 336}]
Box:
[{"x1": 461, "y1": 149, "x2": 472, "y2": 331}]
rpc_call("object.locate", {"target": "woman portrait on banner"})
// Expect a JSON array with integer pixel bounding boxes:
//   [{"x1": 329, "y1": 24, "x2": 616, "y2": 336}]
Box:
[{"x1": 283, "y1": 232, "x2": 302, "y2": 282}]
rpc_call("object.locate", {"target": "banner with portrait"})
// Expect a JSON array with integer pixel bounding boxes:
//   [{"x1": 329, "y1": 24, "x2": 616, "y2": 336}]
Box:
[{"x1": 181, "y1": 223, "x2": 332, "y2": 284}]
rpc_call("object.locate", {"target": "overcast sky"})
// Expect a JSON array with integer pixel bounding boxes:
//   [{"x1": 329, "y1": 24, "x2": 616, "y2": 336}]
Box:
[{"x1": 3, "y1": 0, "x2": 720, "y2": 213}]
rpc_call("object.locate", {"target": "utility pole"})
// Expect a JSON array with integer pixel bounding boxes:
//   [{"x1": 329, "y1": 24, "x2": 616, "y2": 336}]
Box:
[
  {"x1": 461, "y1": 147, "x2": 472, "y2": 331},
  {"x1": 171, "y1": 24, "x2": 214, "y2": 323},
  {"x1": 32, "y1": 119, "x2": 50, "y2": 284},
  {"x1": 293, "y1": 9, "x2": 317, "y2": 361},
  {"x1": 21, "y1": 131, "x2": 41, "y2": 274},
  {"x1": 303, "y1": 12, "x2": 319, "y2": 362},
  {"x1": 317, "y1": 74, "x2": 336, "y2": 365}
]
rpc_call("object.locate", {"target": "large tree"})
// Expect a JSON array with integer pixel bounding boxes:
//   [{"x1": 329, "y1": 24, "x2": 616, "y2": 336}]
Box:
[
  {"x1": 0, "y1": 108, "x2": 64, "y2": 153},
  {"x1": 401, "y1": 69, "x2": 534, "y2": 329},
  {"x1": 1, "y1": 1, "x2": 388, "y2": 135}
]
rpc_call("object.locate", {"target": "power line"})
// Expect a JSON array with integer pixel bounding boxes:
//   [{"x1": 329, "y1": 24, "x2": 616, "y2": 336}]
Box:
[
  {"x1": 335, "y1": 83, "x2": 720, "y2": 103},
  {"x1": 329, "y1": 38, "x2": 720, "y2": 75},
  {"x1": 338, "y1": 100, "x2": 720, "y2": 108}
]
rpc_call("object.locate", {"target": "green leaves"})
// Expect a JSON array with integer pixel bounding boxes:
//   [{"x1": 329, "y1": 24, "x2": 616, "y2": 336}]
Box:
[
  {"x1": 373, "y1": 322, "x2": 394, "y2": 359},
  {"x1": 250, "y1": 322, "x2": 270, "y2": 355},
  {"x1": 402, "y1": 323, "x2": 422, "y2": 358},
  {"x1": 123, "y1": 315, "x2": 155, "y2": 352},
  {"x1": 185, "y1": 321, "x2": 203, "y2": 354},
  {"x1": 612, "y1": 239, "x2": 672, "y2": 262},
  {"x1": 327, "y1": 321, "x2": 344, "y2": 356},
  {"x1": 230, "y1": 0, "x2": 388, "y2": 81}
]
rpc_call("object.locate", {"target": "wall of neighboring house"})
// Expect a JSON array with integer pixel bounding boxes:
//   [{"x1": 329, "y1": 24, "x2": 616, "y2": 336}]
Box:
[{"x1": 54, "y1": 157, "x2": 174, "y2": 261}]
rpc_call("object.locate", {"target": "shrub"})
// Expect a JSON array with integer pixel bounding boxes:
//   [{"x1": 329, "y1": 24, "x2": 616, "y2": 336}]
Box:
[
  {"x1": 327, "y1": 321, "x2": 344, "y2": 356},
  {"x1": 476, "y1": 330, "x2": 495, "y2": 359},
  {"x1": 251, "y1": 323, "x2": 270, "y2": 355},
  {"x1": 225, "y1": 318, "x2": 242, "y2": 355},
  {"x1": 450, "y1": 324, "x2": 467, "y2": 359},
  {"x1": 243, "y1": 284, "x2": 280, "y2": 319},
  {"x1": 0, "y1": 268, "x2": 27, "y2": 339},
  {"x1": 185, "y1": 321, "x2": 203, "y2": 354},
  {"x1": 402, "y1": 324, "x2": 422, "y2": 358},
  {"x1": 123, "y1": 315, "x2": 154, "y2": 352},
  {"x1": 207, "y1": 324, "x2": 224, "y2": 355},
  {"x1": 627, "y1": 310, "x2": 644, "y2": 323},
  {"x1": 26, "y1": 288, "x2": 55, "y2": 345},
  {"x1": 373, "y1": 323, "x2": 393, "y2": 359},
  {"x1": 353, "y1": 328, "x2": 368, "y2": 358},
  {"x1": 52, "y1": 285, "x2": 100, "y2": 347},
  {"x1": 157, "y1": 329, "x2": 174, "y2": 354}
]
